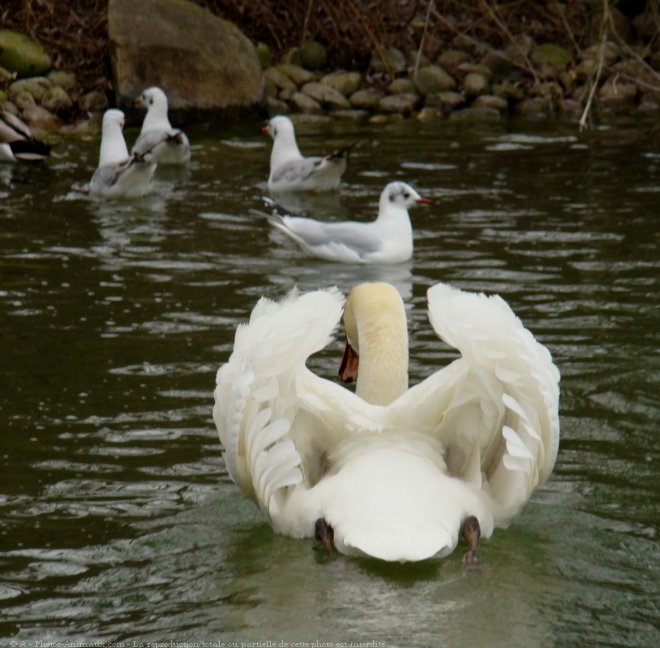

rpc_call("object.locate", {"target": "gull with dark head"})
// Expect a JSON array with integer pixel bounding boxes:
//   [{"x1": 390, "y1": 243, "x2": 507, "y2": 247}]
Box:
[
  {"x1": 132, "y1": 86, "x2": 190, "y2": 165},
  {"x1": 89, "y1": 109, "x2": 156, "y2": 199},
  {"x1": 267, "y1": 181, "x2": 431, "y2": 263},
  {"x1": 264, "y1": 115, "x2": 349, "y2": 192},
  {"x1": 0, "y1": 111, "x2": 51, "y2": 162}
]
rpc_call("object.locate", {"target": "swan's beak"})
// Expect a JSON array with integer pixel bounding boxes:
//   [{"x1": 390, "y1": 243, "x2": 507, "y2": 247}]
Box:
[
  {"x1": 339, "y1": 339, "x2": 359, "y2": 382},
  {"x1": 416, "y1": 197, "x2": 433, "y2": 205}
]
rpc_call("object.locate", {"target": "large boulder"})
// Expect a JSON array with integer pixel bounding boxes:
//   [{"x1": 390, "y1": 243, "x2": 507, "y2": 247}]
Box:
[
  {"x1": 0, "y1": 30, "x2": 51, "y2": 77},
  {"x1": 108, "y1": 0, "x2": 264, "y2": 122}
]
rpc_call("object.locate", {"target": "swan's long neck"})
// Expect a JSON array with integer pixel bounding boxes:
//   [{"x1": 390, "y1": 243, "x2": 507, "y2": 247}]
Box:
[
  {"x1": 346, "y1": 284, "x2": 409, "y2": 406},
  {"x1": 356, "y1": 318, "x2": 409, "y2": 405}
]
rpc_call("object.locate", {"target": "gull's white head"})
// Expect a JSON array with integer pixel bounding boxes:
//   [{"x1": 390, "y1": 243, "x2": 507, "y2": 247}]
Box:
[
  {"x1": 264, "y1": 115, "x2": 296, "y2": 141},
  {"x1": 137, "y1": 87, "x2": 171, "y2": 131},
  {"x1": 380, "y1": 181, "x2": 432, "y2": 212},
  {"x1": 99, "y1": 108, "x2": 129, "y2": 165}
]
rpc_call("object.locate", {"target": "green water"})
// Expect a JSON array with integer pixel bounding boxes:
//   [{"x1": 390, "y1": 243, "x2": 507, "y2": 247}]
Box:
[{"x1": 0, "y1": 115, "x2": 658, "y2": 647}]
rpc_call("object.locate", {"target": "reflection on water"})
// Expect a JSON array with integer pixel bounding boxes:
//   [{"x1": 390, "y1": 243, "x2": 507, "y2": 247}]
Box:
[{"x1": 0, "y1": 118, "x2": 658, "y2": 647}]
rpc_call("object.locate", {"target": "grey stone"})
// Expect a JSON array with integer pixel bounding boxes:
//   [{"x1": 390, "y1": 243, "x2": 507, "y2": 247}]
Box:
[
  {"x1": 21, "y1": 104, "x2": 61, "y2": 131},
  {"x1": 301, "y1": 82, "x2": 351, "y2": 109},
  {"x1": 40, "y1": 86, "x2": 73, "y2": 114},
  {"x1": 9, "y1": 76, "x2": 52, "y2": 102},
  {"x1": 263, "y1": 67, "x2": 297, "y2": 92},
  {"x1": 48, "y1": 70, "x2": 76, "y2": 90},
  {"x1": 331, "y1": 109, "x2": 369, "y2": 120},
  {"x1": 531, "y1": 43, "x2": 573, "y2": 71},
  {"x1": 463, "y1": 72, "x2": 489, "y2": 97},
  {"x1": 424, "y1": 91, "x2": 465, "y2": 112},
  {"x1": 108, "y1": 0, "x2": 264, "y2": 120},
  {"x1": 493, "y1": 81, "x2": 525, "y2": 101},
  {"x1": 598, "y1": 79, "x2": 638, "y2": 109},
  {"x1": 377, "y1": 93, "x2": 420, "y2": 115},
  {"x1": 516, "y1": 97, "x2": 554, "y2": 118},
  {"x1": 472, "y1": 94, "x2": 508, "y2": 112},
  {"x1": 388, "y1": 78, "x2": 416, "y2": 95},
  {"x1": 416, "y1": 107, "x2": 444, "y2": 122},
  {"x1": 256, "y1": 42, "x2": 272, "y2": 69},
  {"x1": 438, "y1": 49, "x2": 470, "y2": 69},
  {"x1": 370, "y1": 47, "x2": 407, "y2": 74},
  {"x1": 79, "y1": 90, "x2": 109, "y2": 113},
  {"x1": 449, "y1": 107, "x2": 501, "y2": 121},
  {"x1": 266, "y1": 96, "x2": 289, "y2": 114},
  {"x1": 290, "y1": 91, "x2": 322, "y2": 114},
  {"x1": 457, "y1": 63, "x2": 493, "y2": 79},
  {"x1": 480, "y1": 50, "x2": 515, "y2": 79},
  {"x1": 300, "y1": 41, "x2": 327, "y2": 70},
  {"x1": 277, "y1": 64, "x2": 316, "y2": 86},
  {"x1": 349, "y1": 87, "x2": 384, "y2": 110},
  {"x1": 414, "y1": 65, "x2": 456, "y2": 95},
  {"x1": 320, "y1": 71, "x2": 361, "y2": 96},
  {"x1": 0, "y1": 30, "x2": 51, "y2": 77}
]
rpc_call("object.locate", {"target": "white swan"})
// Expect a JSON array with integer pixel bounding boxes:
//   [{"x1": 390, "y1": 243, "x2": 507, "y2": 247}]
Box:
[
  {"x1": 0, "y1": 110, "x2": 50, "y2": 162},
  {"x1": 213, "y1": 282, "x2": 560, "y2": 563},
  {"x1": 264, "y1": 115, "x2": 349, "y2": 192},
  {"x1": 89, "y1": 109, "x2": 156, "y2": 199},
  {"x1": 132, "y1": 86, "x2": 191, "y2": 165},
  {"x1": 267, "y1": 181, "x2": 430, "y2": 264}
]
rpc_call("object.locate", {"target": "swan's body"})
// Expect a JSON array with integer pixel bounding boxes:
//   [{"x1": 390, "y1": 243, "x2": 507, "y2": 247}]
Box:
[
  {"x1": 265, "y1": 115, "x2": 348, "y2": 192},
  {"x1": 132, "y1": 87, "x2": 190, "y2": 165},
  {"x1": 267, "y1": 181, "x2": 430, "y2": 264},
  {"x1": 0, "y1": 111, "x2": 50, "y2": 162},
  {"x1": 213, "y1": 282, "x2": 560, "y2": 562},
  {"x1": 89, "y1": 109, "x2": 156, "y2": 199}
]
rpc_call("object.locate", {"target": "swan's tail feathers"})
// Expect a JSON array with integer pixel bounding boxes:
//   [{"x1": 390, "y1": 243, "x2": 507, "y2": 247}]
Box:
[
  {"x1": 319, "y1": 443, "x2": 494, "y2": 562},
  {"x1": 213, "y1": 287, "x2": 345, "y2": 512},
  {"x1": 427, "y1": 282, "x2": 560, "y2": 520},
  {"x1": 9, "y1": 138, "x2": 51, "y2": 161}
]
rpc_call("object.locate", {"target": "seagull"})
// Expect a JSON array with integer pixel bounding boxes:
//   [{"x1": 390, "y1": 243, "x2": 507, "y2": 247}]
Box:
[
  {"x1": 0, "y1": 111, "x2": 51, "y2": 162},
  {"x1": 266, "y1": 181, "x2": 431, "y2": 263},
  {"x1": 264, "y1": 115, "x2": 349, "y2": 192},
  {"x1": 132, "y1": 87, "x2": 190, "y2": 165},
  {"x1": 89, "y1": 109, "x2": 156, "y2": 199}
]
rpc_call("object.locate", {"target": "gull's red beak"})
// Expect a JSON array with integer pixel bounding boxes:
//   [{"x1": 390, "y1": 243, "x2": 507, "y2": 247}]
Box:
[
  {"x1": 261, "y1": 125, "x2": 269, "y2": 135},
  {"x1": 416, "y1": 197, "x2": 433, "y2": 205}
]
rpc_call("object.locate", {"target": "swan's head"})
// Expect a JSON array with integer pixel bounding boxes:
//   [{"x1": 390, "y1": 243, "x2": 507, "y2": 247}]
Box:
[
  {"x1": 262, "y1": 115, "x2": 296, "y2": 141},
  {"x1": 340, "y1": 282, "x2": 409, "y2": 405},
  {"x1": 136, "y1": 87, "x2": 168, "y2": 113},
  {"x1": 380, "y1": 182, "x2": 432, "y2": 212}
]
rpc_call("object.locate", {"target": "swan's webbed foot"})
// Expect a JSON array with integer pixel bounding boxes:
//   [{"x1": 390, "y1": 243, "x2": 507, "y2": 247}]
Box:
[
  {"x1": 314, "y1": 518, "x2": 335, "y2": 554},
  {"x1": 461, "y1": 515, "x2": 481, "y2": 567}
]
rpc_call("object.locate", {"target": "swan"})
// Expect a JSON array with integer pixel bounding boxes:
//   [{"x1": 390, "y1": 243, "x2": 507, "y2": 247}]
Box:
[
  {"x1": 132, "y1": 86, "x2": 191, "y2": 165},
  {"x1": 264, "y1": 115, "x2": 349, "y2": 192},
  {"x1": 0, "y1": 110, "x2": 50, "y2": 162},
  {"x1": 213, "y1": 282, "x2": 560, "y2": 563},
  {"x1": 267, "y1": 181, "x2": 431, "y2": 264},
  {"x1": 89, "y1": 109, "x2": 156, "y2": 199}
]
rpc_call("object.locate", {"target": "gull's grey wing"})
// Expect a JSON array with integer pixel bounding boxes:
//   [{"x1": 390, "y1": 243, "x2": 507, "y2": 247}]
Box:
[
  {"x1": 270, "y1": 157, "x2": 324, "y2": 186},
  {"x1": 281, "y1": 216, "x2": 381, "y2": 257},
  {"x1": 0, "y1": 111, "x2": 32, "y2": 142},
  {"x1": 132, "y1": 128, "x2": 187, "y2": 158}
]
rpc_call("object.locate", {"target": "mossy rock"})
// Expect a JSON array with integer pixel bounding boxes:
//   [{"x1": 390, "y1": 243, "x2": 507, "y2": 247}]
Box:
[
  {"x1": 531, "y1": 43, "x2": 572, "y2": 71},
  {"x1": 414, "y1": 65, "x2": 456, "y2": 95},
  {"x1": 300, "y1": 41, "x2": 327, "y2": 71},
  {"x1": 256, "y1": 42, "x2": 272, "y2": 69},
  {"x1": 0, "y1": 30, "x2": 51, "y2": 77}
]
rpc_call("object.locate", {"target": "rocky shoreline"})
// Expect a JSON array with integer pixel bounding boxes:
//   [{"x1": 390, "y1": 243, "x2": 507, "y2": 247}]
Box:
[{"x1": 0, "y1": 0, "x2": 658, "y2": 138}]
